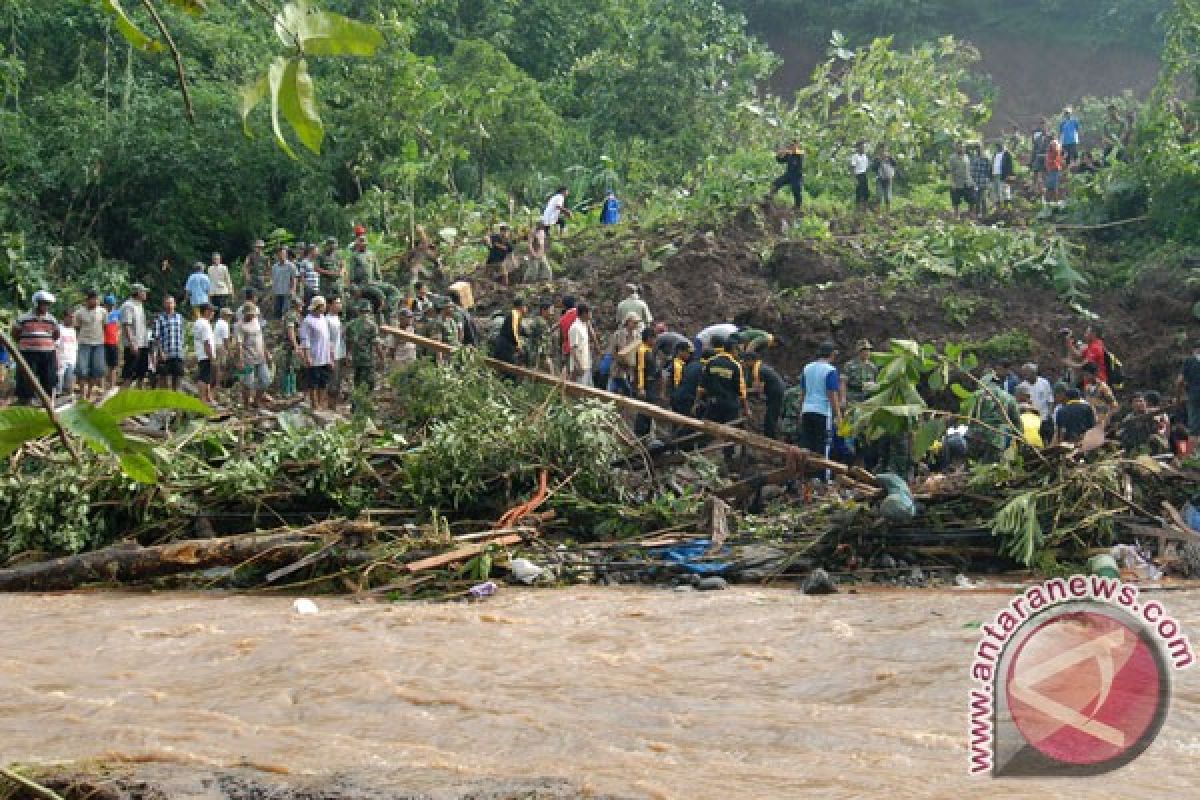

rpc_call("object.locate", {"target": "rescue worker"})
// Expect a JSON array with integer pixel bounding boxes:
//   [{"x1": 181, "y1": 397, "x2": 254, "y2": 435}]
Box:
[
  {"x1": 633, "y1": 327, "x2": 659, "y2": 436},
  {"x1": 491, "y1": 297, "x2": 526, "y2": 365},
  {"x1": 699, "y1": 334, "x2": 749, "y2": 424}
]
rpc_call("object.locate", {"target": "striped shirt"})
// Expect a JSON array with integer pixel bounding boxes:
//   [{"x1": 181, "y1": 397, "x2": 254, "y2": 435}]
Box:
[
  {"x1": 15, "y1": 312, "x2": 59, "y2": 352},
  {"x1": 300, "y1": 258, "x2": 320, "y2": 293},
  {"x1": 154, "y1": 312, "x2": 186, "y2": 360}
]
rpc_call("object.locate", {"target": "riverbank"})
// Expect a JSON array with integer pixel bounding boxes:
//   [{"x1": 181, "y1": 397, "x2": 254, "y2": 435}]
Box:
[{"x1": 4, "y1": 587, "x2": 1198, "y2": 799}]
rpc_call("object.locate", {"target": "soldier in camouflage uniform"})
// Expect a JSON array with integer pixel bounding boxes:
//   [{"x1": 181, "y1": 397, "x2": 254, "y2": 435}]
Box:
[
  {"x1": 842, "y1": 338, "x2": 879, "y2": 404},
  {"x1": 433, "y1": 298, "x2": 461, "y2": 364},
  {"x1": 349, "y1": 235, "x2": 401, "y2": 323},
  {"x1": 779, "y1": 383, "x2": 804, "y2": 445},
  {"x1": 344, "y1": 299, "x2": 382, "y2": 410},
  {"x1": 278, "y1": 296, "x2": 304, "y2": 396},
  {"x1": 523, "y1": 301, "x2": 559, "y2": 373},
  {"x1": 242, "y1": 239, "x2": 269, "y2": 294},
  {"x1": 316, "y1": 237, "x2": 346, "y2": 299}
]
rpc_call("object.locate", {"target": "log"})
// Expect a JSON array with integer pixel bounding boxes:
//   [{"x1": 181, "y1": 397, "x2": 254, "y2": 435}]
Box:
[
  {"x1": 0, "y1": 522, "x2": 367, "y2": 592},
  {"x1": 381, "y1": 325, "x2": 872, "y2": 486},
  {"x1": 403, "y1": 531, "x2": 532, "y2": 573}
]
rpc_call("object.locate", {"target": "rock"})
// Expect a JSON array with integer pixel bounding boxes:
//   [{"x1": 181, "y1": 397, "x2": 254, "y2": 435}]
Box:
[
  {"x1": 695, "y1": 576, "x2": 728, "y2": 591},
  {"x1": 877, "y1": 554, "x2": 897, "y2": 570},
  {"x1": 909, "y1": 567, "x2": 925, "y2": 583},
  {"x1": 802, "y1": 568, "x2": 838, "y2": 595}
]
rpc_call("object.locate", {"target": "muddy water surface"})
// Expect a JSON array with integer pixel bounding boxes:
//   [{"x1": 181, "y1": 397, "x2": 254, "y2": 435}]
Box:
[{"x1": 1, "y1": 588, "x2": 1197, "y2": 798}]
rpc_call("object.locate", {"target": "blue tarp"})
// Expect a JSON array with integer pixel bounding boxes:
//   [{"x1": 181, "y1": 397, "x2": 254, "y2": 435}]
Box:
[{"x1": 653, "y1": 539, "x2": 731, "y2": 575}]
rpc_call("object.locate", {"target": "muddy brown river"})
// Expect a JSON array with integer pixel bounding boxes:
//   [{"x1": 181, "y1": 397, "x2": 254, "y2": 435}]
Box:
[{"x1": 1, "y1": 587, "x2": 1197, "y2": 798}]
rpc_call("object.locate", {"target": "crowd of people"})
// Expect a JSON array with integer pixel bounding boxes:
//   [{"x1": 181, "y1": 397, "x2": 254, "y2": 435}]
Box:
[{"x1": 771, "y1": 105, "x2": 1140, "y2": 214}]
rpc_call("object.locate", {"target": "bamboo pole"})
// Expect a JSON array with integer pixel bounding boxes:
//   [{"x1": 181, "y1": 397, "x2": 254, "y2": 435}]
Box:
[{"x1": 381, "y1": 325, "x2": 874, "y2": 485}]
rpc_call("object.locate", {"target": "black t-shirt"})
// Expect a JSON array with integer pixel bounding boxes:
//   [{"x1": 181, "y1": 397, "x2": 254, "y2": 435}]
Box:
[
  {"x1": 1055, "y1": 401, "x2": 1097, "y2": 441},
  {"x1": 759, "y1": 364, "x2": 786, "y2": 401},
  {"x1": 776, "y1": 152, "x2": 804, "y2": 180},
  {"x1": 485, "y1": 234, "x2": 512, "y2": 265},
  {"x1": 1182, "y1": 354, "x2": 1200, "y2": 395}
]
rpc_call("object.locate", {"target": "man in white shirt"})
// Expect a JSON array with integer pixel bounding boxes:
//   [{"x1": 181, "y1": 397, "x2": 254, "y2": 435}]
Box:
[
  {"x1": 851, "y1": 140, "x2": 870, "y2": 209},
  {"x1": 1016, "y1": 363, "x2": 1054, "y2": 420},
  {"x1": 326, "y1": 296, "x2": 345, "y2": 406},
  {"x1": 120, "y1": 283, "x2": 150, "y2": 387},
  {"x1": 568, "y1": 302, "x2": 593, "y2": 386},
  {"x1": 193, "y1": 303, "x2": 216, "y2": 403},
  {"x1": 299, "y1": 296, "x2": 333, "y2": 410},
  {"x1": 541, "y1": 186, "x2": 572, "y2": 242},
  {"x1": 208, "y1": 252, "x2": 234, "y2": 311}
]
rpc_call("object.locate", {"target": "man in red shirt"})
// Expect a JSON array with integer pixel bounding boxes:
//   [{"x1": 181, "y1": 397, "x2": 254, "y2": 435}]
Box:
[
  {"x1": 1065, "y1": 324, "x2": 1108, "y2": 384},
  {"x1": 558, "y1": 295, "x2": 577, "y2": 371}
]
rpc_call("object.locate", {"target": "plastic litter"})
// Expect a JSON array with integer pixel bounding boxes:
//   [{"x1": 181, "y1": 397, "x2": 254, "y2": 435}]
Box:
[
  {"x1": 468, "y1": 581, "x2": 498, "y2": 599},
  {"x1": 1111, "y1": 544, "x2": 1162, "y2": 581},
  {"x1": 508, "y1": 558, "x2": 545, "y2": 585},
  {"x1": 292, "y1": 598, "x2": 319, "y2": 615}
]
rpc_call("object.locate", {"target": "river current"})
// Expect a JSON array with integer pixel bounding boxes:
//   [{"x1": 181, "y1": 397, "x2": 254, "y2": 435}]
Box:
[{"x1": 1, "y1": 587, "x2": 1197, "y2": 798}]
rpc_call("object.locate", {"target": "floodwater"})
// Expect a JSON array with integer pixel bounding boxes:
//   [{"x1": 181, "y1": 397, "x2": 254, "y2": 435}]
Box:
[{"x1": 1, "y1": 587, "x2": 1198, "y2": 799}]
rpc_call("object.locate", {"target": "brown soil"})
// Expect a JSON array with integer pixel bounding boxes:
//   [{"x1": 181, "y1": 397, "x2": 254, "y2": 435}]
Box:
[{"x1": 468, "y1": 205, "x2": 1194, "y2": 393}]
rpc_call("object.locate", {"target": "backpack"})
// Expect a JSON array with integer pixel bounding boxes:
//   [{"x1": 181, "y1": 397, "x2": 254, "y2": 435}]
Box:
[{"x1": 1105, "y1": 349, "x2": 1124, "y2": 389}]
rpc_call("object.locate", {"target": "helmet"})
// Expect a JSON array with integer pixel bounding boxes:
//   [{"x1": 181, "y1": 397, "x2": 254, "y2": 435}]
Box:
[
  {"x1": 31, "y1": 290, "x2": 56, "y2": 306},
  {"x1": 103, "y1": 294, "x2": 117, "y2": 306}
]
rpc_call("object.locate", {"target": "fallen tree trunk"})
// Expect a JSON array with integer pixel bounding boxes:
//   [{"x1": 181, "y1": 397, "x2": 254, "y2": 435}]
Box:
[
  {"x1": 0, "y1": 521, "x2": 372, "y2": 592},
  {"x1": 382, "y1": 326, "x2": 872, "y2": 486}
]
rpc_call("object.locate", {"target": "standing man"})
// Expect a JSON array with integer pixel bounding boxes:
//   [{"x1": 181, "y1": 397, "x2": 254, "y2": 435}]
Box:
[
  {"x1": 316, "y1": 237, "x2": 345, "y2": 300},
  {"x1": 633, "y1": 327, "x2": 660, "y2": 436},
  {"x1": 299, "y1": 296, "x2": 333, "y2": 411},
  {"x1": 270, "y1": 246, "x2": 297, "y2": 321},
  {"x1": 11, "y1": 290, "x2": 60, "y2": 405},
  {"x1": 524, "y1": 301, "x2": 557, "y2": 374},
  {"x1": 1029, "y1": 118, "x2": 1049, "y2": 194},
  {"x1": 1044, "y1": 130, "x2": 1065, "y2": 201},
  {"x1": 770, "y1": 140, "x2": 805, "y2": 208},
  {"x1": 524, "y1": 224, "x2": 553, "y2": 284},
  {"x1": 1059, "y1": 107, "x2": 1081, "y2": 165},
  {"x1": 541, "y1": 186, "x2": 572, "y2": 242},
  {"x1": 969, "y1": 142, "x2": 992, "y2": 217},
  {"x1": 344, "y1": 299, "x2": 383, "y2": 411},
  {"x1": 850, "y1": 140, "x2": 870, "y2": 210},
  {"x1": 102, "y1": 293, "x2": 121, "y2": 391},
  {"x1": 699, "y1": 335, "x2": 749, "y2": 424},
  {"x1": 484, "y1": 224, "x2": 515, "y2": 287},
  {"x1": 668, "y1": 341, "x2": 702, "y2": 416},
  {"x1": 153, "y1": 295, "x2": 186, "y2": 390},
  {"x1": 491, "y1": 297, "x2": 526, "y2": 366},
  {"x1": 193, "y1": 303, "x2": 216, "y2": 404},
  {"x1": 326, "y1": 296, "x2": 345, "y2": 405},
  {"x1": 1064, "y1": 324, "x2": 1109, "y2": 385},
  {"x1": 74, "y1": 289, "x2": 107, "y2": 401},
  {"x1": 299, "y1": 244, "x2": 321, "y2": 305},
  {"x1": 120, "y1": 283, "x2": 150, "y2": 387},
  {"x1": 1177, "y1": 338, "x2": 1200, "y2": 453},
  {"x1": 991, "y1": 140, "x2": 1015, "y2": 210},
  {"x1": 797, "y1": 341, "x2": 843, "y2": 466},
  {"x1": 234, "y1": 302, "x2": 271, "y2": 409},
  {"x1": 208, "y1": 252, "x2": 233, "y2": 311},
  {"x1": 615, "y1": 284, "x2": 653, "y2": 334},
  {"x1": 242, "y1": 239, "x2": 269, "y2": 295},
  {"x1": 743, "y1": 351, "x2": 787, "y2": 440},
  {"x1": 948, "y1": 141, "x2": 974, "y2": 219},
  {"x1": 568, "y1": 303, "x2": 593, "y2": 386},
  {"x1": 841, "y1": 339, "x2": 878, "y2": 405},
  {"x1": 185, "y1": 261, "x2": 211, "y2": 313},
  {"x1": 279, "y1": 296, "x2": 304, "y2": 397}
]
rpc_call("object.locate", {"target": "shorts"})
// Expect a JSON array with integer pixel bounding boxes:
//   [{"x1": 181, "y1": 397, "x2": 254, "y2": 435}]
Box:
[
  {"x1": 122, "y1": 346, "x2": 149, "y2": 381},
  {"x1": 1187, "y1": 393, "x2": 1200, "y2": 437},
  {"x1": 105, "y1": 344, "x2": 120, "y2": 369},
  {"x1": 76, "y1": 343, "x2": 106, "y2": 379},
  {"x1": 307, "y1": 364, "x2": 332, "y2": 389},
  {"x1": 1045, "y1": 171, "x2": 1061, "y2": 190},
  {"x1": 196, "y1": 359, "x2": 213, "y2": 385},
  {"x1": 950, "y1": 187, "x2": 971, "y2": 206},
  {"x1": 158, "y1": 357, "x2": 184, "y2": 378},
  {"x1": 241, "y1": 362, "x2": 271, "y2": 391}
]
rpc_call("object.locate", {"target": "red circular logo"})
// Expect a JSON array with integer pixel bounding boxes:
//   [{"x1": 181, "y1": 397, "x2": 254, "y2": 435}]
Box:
[{"x1": 1005, "y1": 609, "x2": 1165, "y2": 767}]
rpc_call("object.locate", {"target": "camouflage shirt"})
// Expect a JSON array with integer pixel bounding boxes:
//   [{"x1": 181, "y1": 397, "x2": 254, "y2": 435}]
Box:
[
  {"x1": 281, "y1": 309, "x2": 301, "y2": 352},
  {"x1": 344, "y1": 316, "x2": 379, "y2": 369},
  {"x1": 779, "y1": 385, "x2": 805, "y2": 438},
  {"x1": 842, "y1": 357, "x2": 879, "y2": 403},
  {"x1": 437, "y1": 315, "x2": 461, "y2": 347},
  {"x1": 524, "y1": 316, "x2": 551, "y2": 370},
  {"x1": 350, "y1": 249, "x2": 379, "y2": 285}
]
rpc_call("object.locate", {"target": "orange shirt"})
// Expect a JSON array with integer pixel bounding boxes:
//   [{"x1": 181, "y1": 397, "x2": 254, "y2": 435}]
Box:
[{"x1": 1045, "y1": 140, "x2": 1064, "y2": 172}]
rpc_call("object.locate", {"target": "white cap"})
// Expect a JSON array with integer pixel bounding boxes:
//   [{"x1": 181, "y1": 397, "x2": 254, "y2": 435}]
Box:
[{"x1": 32, "y1": 290, "x2": 56, "y2": 306}]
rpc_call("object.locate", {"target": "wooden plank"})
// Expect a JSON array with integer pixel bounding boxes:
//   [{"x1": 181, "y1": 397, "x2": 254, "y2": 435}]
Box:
[
  {"x1": 403, "y1": 532, "x2": 531, "y2": 573},
  {"x1": 381, "y1": 325, "x2": 872, "y2": 485}
]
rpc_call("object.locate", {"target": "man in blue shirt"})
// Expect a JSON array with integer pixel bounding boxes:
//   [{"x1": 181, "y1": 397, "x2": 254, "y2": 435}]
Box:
[
  {"x1": 798, "y1": 341, "x2": 843, "y2": 465},
  {"x1": 184, "y1": 261, "x2": 211, "y2": 312},
  {"x1": 1059, "y1": 107, "x2": 1081, "y2": 165}
]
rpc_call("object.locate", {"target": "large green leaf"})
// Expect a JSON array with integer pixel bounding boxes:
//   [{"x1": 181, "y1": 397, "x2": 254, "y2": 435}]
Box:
[
  {"x1": 99, "y1": 388, "x2": 213, "y2": 422},
  {"x1": 275, "y1": 1, "x2": 385, "y2": 57},
  {"x1": 60, "y1": 402, "x2": 128, "y2": 455},
  {"x1": 912, "y1": 417, "x2": 947, "y2": 460},
  {"x1": 0, "y1": 407, "x2": 56, "y2": 458},
  {"x1": 278, "y1": 58, "x2": 324, "y2": 154},
  {"x1": 239, "y1": 75, "x2": 269, "y2": 137},
  {"x1": 119, "y1": 452, "x2": 158, "y2": 484},
  {"x1": 164, "y1": 0, "x2": 208, "y2": 13},
  {"x1": 267, "y1": 56, "x2": 297, "y2": 159},
  {"x1": 101, "y1": 0, "x2": 165, "y2": 54}
]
